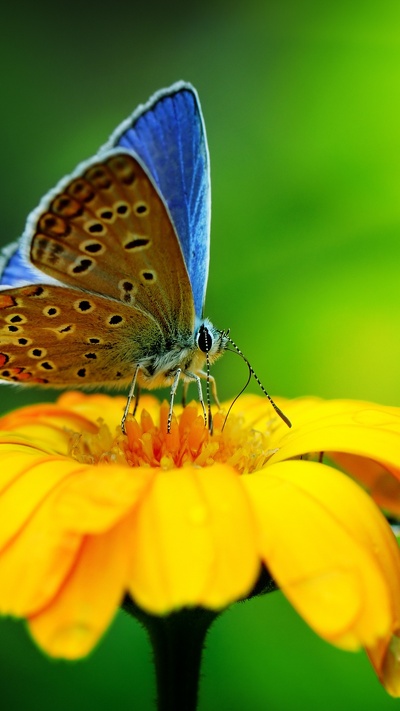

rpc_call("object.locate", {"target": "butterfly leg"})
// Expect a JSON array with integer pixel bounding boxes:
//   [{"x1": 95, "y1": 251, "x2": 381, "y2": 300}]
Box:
[
  {"x1": 121, "y1": 364, "x2": 141, "y2": 433},
  {"x1": 132, "y1": 384, "x2": 141, "y2": 416},
  {"x1": 197, "y1": 371, "x2": 221, "y2": 409},
  {"x1": 184, "y1": 371, "x2": 208, "y2": 429},
  {"x1": 181, "y1": 380, "x2": 189, "y2": 408},
  {"x1": 167, "y1": 368, "x2": 182, "y2": 433}
]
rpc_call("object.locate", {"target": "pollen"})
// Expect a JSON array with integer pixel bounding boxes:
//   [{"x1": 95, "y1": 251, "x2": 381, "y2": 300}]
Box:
[{"x1": 68, "y1": 400, "x2": 276, "y2": 473}]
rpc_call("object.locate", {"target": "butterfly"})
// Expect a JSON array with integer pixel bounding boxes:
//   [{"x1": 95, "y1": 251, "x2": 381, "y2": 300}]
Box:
[{"x1": 0, "y1": 82, "x2": 290, "y2": 432}]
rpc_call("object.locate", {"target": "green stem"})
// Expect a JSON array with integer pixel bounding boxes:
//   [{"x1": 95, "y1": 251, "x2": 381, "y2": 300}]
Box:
[
  {"x1": 122, "y1": 567, "x2": 277, "y2": 709},
  {"x1": 123, "y1": 598, "x2": 218, "y2": 711}
]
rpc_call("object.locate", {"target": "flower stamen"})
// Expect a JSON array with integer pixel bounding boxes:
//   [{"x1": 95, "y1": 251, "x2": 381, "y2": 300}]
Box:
[{"x1": 68, "y1": 400, "x2": 277, "y2": 474}]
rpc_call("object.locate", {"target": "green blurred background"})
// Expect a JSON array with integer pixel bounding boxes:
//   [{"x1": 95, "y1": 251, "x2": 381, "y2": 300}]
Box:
[{"x1": 1, "y1": 1, "x2": 400, "y2": 709}]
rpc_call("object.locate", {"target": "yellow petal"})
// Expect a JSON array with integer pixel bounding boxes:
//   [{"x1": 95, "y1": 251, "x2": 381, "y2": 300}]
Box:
[
  {"x1": 0, "y1": 450, "x2": 82, "y2": 550},
  {"x1": 28, "y1": 519, "x2": 130, "y2": 659},
  {"x1": 128, "y1": 464, "x2": 259, "y2": 613},
  {"x1": 0, "y1": 403, "x2": 100, "y2": 454},
  {"x1": 55, "y1": 464, "x2": 151, "y2": 533},
  {"x1": 368, "y1": 634, "x2": 400, "y2": 697},
  {"x1": 331, "y1": 452, "x2": 400, "y2": 515},
  {"x1": 0, "y1": 490, "x2": 81, "y2": 616},
  {"x1": 0, "y1": 452, "x2": 88, "y2": 615},
  {"x1": 270, "y1": 399, "x2": 400, "y2": 470},
  {"x1": 0, "y1": 446, "x2": 146, "y2": 616},
  {"x1": 57, "y1": 391, "x2": 161, "y2": 433},
  {"x1": 243, "y1": 459, "x2": 400, "y2": 650}
]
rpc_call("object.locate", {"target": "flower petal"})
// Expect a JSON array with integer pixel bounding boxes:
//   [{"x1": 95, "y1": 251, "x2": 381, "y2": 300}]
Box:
[
  {"x1": 330, "y1": 452, "x2": 400, "y2": 515},
  {"x1": 128, "y1": 465, "x2": 259, "y2": 613},
  {"x1": 0, "y1": 403, "x2": 99, "y2": 454},
  {"x1": 270, "y1": 399, "x2": 400, "y2": 473},
  {"x1": 243, "y1": 459, "x2": 400, "y2": 651},
  {"x1": 28, "y1": 519, "x2": 131, "y2": 659},
  {"x1": 55, "y1": 464, "x2": 151, "y2": 533},
  {"x1": 368, "y1": 634, "x2": 400, "y2": 697},
  {"x1": 0, "y1": 489, "x2": 81, "y2": 616},
  {"x1": 0, "y1": 452, "x2": 88, "y2": 615},
  {"x1": 57, "y1": 392, "x2": 162, "y2": 433},
  {"x1": 0, "y1": 449, "x2": 82, "y2": 550}
]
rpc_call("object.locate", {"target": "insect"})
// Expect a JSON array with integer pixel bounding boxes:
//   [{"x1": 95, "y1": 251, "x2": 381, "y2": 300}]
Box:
[{"x1": 0, "y1": 83, "x2": 290, "y2": 432}]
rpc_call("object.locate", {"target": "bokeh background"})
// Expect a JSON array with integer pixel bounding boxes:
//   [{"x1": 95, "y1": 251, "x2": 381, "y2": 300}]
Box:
[{"x1": 1, "y1": 1, "x2": 400, "y2": 709}]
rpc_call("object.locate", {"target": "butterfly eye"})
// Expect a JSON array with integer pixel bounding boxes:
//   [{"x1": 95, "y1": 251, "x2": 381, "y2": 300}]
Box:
[{"x1": 197, "y1": 324, "x2": 213, "y2": 353}]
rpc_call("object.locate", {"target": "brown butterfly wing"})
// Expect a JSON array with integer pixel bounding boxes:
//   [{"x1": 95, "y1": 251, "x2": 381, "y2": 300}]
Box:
[
  {"x1": 29, "y1": 152, "x2": 195, "y2": 336},
  {"x1": 0, "y1": 284, "x2": 161, "y2": 386}
]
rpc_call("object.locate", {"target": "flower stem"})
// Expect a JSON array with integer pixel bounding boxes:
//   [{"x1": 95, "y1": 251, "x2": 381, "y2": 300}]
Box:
[{"x1": 123, "y1": 598, "x2": 218, "y2": 711}]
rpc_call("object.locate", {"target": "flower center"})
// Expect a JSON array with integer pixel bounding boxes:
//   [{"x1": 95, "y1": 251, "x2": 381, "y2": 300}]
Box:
[{"x1": 69, "y1": 401, "x2": 276, "y2": 473}]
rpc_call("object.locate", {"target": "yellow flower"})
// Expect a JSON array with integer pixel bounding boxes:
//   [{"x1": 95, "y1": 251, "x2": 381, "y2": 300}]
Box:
[{"x1": 1, "y1": 392, "x2": 400, "y2": 696}]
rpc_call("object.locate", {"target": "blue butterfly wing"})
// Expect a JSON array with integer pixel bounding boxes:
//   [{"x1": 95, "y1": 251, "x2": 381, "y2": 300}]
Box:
[
  {"x1": 1, "y1": 83, "x2": 211, "y2": 317},
  {"x1": 107, "y1": 82, "x2": 211, "y2": 318},
  {"x1": 0, "y1": 241, "x2": 42, "y2": 287}
]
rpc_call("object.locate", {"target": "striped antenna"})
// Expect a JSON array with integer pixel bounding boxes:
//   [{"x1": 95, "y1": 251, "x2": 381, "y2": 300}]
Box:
[{"x1": 223, "y1": 334, "x2": 292, "y2": 429}]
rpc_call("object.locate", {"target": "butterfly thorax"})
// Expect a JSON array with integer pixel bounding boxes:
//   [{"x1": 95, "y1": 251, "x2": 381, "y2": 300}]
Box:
[{"x1": 135, "y1": 318, "x2": 228, "y2": 390}]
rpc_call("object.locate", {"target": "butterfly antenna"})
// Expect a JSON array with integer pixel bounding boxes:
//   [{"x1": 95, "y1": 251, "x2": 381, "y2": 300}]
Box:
[
  {"x1": 204, "y1": 327, "x2": 213, "y2": 433},
  {"x1": 224, "y1": 335, "x2": 292, "y2": 428},
  {"x1": 222, "y1": 359, "x2": 252, "y2": 430}
]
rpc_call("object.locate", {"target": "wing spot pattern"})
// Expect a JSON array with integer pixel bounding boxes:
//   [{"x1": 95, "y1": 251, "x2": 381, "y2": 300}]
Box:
[
  {"x1": 57, "y1": 324, "x2": 75, "y2": 334},
  {"x1": 52, "y1": 194, "x2": 83, "y2": 218},
  {"x1": 133, "y1": 201, "x2": 149, "y2": 216},
  {"x1": 74, "y1": 299, "x2": 95, "y2": 313},
  {"x1": 116, "y1": 202, "x2": 130, "y2": 216},
  {"x1": 140, "y1": 270, "x2": 156, "y2": 283},
  {"x1": 123, "y1": 236, "x2": 150, "y2": 251},
  {"x1": 6, "y1": 314, "x2": 26, "y2": 324},
  {"x1": 84, "y1": 221, "x2": 106, "y2": 236},
  {"x1": 68, "y1": 258, "x2": 95, "y2": 275},
  {"x1": 109, "y1": 156, "x2": 136, "y2": 185},
  {"x1": 81, "y1": 240, "x2": 105, "y2": 254},
  {"x1": 68, "y1": 179, "x2": 95, "y2": 203},
  {"x1": 43, "y1": 306, "x2": 60, "y2": 318},
  {"x1": 85, "y1": 167, "x2": 112, "y2": 190},
  {"x1": 97, "y1": 208, "x2": 114, "y2": 221},
  {"x1": 39, "y1": 213, "x2": 71, "y2": 237},
  {"x1": 39, "y1": 361, "x2": 56, "y2": 371},
  {"x1": 107, "y1": 314, "x2": 124, "y2": 327}
]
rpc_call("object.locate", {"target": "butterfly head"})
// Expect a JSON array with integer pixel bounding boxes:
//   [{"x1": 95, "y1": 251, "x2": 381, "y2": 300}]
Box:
[{"x1": 196, "y1": 319, "x2": 229, "y2": 364}]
